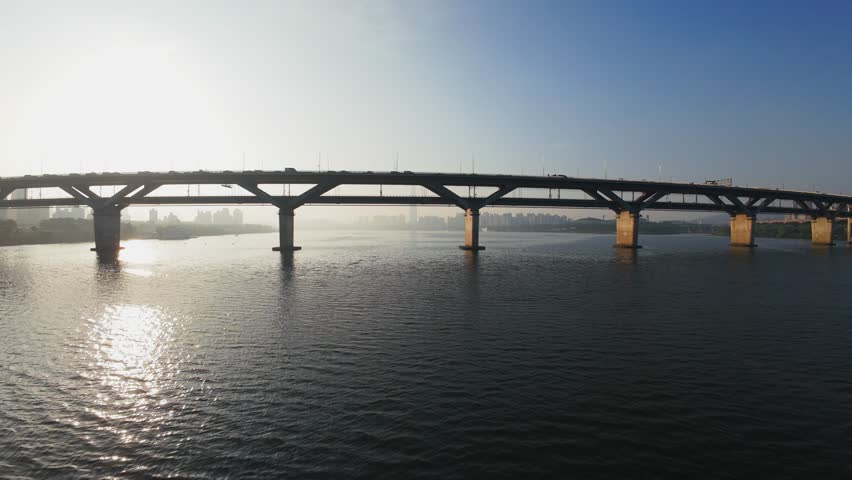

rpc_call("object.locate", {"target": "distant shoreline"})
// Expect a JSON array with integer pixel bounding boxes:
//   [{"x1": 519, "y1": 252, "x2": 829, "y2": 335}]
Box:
[
  {"x1": 0, "y1": 220, "x2": 275, "y2": 248},
  {"x1": 1, "y1": 221, "x2": 845, "y2": 248},
  {"x1": 0, "y1": 230, "x2": 278, "y2": 248}
]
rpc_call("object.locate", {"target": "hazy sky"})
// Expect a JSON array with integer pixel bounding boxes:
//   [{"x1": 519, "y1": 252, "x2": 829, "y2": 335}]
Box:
[{"x1": 2, "y1": 0, "x2": 851, "y2": 197}]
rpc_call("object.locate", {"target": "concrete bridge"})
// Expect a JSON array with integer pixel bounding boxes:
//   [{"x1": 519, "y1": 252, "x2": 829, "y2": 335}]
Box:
[{"x1": 1, "y1": 170, "x2": 851, "y2": 257}]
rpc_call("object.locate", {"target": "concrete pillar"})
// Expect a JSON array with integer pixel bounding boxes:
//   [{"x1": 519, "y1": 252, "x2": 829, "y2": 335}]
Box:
[
  {"x1": 847, "y1": 218, "x2": 851, "y2": 244},
  {"x1": 729, "y1": 213, "x2": 756, "y2": 247},
  {"x1": 811, "y1": 217, "x2": 834, "y2": 246},
  {"x1": 91, "y1": 207, "x2": 122, "y2": 256},
  {"x1": 459, "y1": 208, "x2": 484, "y2": 251},
  {"x1": 615, "y1": 211, "x2": 640, "y2": 248},
  {"x1": 273, "y1": 208, "x2": 301, "y2": 252}
]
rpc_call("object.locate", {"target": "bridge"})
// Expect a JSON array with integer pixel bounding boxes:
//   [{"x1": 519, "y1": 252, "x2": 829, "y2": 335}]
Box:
[{"x1": 1, "y1": 170, "x2": 851, "y2": 258}]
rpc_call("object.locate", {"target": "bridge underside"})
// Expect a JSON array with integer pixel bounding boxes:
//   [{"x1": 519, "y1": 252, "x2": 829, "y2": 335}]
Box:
[{"x1": 1, "y1": 171, "x2": 851, "y2": 256}]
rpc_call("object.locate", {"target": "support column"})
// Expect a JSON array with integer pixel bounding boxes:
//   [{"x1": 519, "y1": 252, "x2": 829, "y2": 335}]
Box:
[
  {"x1": 273, "y1": 208, "x2": 301, "y2": 252},
  {"x1": 811, "y1": 217, "x2": 834, "y2": 246},
  {"x1": 91, "y1": 207, "x2": 123, "y2": 256},
  {"x1": 615, "y1": 211, "x2": 641, "y2": 248},
  {"x1": 847, "y1": 218, "x2": 851, "y2": 244},
  {"x1": 459, "y1": 208, "x2": 484, "y2": 251},
  {"x1": 729, "y1": 213, "x2": 756, "y2": 247}
]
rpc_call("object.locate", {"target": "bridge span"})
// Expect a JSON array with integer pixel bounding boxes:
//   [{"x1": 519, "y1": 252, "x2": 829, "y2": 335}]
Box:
[{"x1": 1, "y1": 170, "x2": 851, "y2": 257}]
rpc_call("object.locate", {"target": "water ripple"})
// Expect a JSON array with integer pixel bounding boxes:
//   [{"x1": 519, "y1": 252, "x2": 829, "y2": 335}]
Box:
[{"x1": 1, "y1": 232, "x2": 852, "y2": 478}]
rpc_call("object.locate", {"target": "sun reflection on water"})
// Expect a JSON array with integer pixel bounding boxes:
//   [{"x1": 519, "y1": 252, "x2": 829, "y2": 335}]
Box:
[
  {"x1": 117, "y1": 240, "x2": 159, "y2": 265},
  {"x1": 84, "y1": 304, "x2": 178, "y2": 443},
  {"x1": 108, "y1": 240, "x2": 160, "y2": 277}
]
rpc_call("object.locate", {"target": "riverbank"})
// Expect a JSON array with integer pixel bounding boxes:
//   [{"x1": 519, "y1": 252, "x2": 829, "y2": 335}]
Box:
[
  {"x1": 2, "y1": 219, "x2": 847, "y2": 248},
  {"x1": 490, "y1": 220, "x2": 849, "y2": 242},
  {"x1": 0, "y1": 218, "x2": 275, "y2": 247}
]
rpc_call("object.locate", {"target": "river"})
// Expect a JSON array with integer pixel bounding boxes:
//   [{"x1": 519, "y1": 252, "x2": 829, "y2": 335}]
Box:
[{"x1": 1, "y1": 231, "x2": 851, "y2": 478}]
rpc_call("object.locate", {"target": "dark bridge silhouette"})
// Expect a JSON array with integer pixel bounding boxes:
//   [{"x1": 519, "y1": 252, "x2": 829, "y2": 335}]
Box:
[{"x1": 1, "y1": 170, "x2": 851, "y2": 257}]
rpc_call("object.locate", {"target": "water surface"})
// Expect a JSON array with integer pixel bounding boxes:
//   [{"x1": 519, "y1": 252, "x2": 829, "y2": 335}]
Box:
[{"x1": 2, "y1": 231, "x2": 851, "y2": 478}]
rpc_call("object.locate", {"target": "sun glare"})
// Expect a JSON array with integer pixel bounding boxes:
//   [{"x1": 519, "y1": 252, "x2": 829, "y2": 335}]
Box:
[
  {"x1": 29, "y1": 42, "x2": 231, "y2": 173},
  {"x1": 82, "y1": 304, "x2": 177, "y2": 442},
  {"x1": 118, "y1": 239, "x2": 159, "y2": 266}
]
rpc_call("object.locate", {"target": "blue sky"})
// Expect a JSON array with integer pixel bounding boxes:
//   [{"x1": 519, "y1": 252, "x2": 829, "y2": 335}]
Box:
[{"x1": 1, "y1": 0, "x2": 851, "y2": 196}]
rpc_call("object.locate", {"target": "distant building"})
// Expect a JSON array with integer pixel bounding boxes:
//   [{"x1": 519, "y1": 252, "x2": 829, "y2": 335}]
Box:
[
  {"x1": 456, "y1": 211, "x2": 573, "y2": 229},
  {"x1": 372, "y1": 214, "x2": 406, "y2": 227},
  {"x1": 10, "y1": 189, "x2": 50, "y2": 227},
  {"x1": 149, "y1": 209, "x2": 159, "y2": 224},
  {"x1": 164, "y1": 212, "x2": 180, "y2": 225},
  {"x1": 16, "y1": 208, "x2": 51, "y2": 227},
  {"x1": 193, "y1": 208, "x2": 243, "y2": 226},
  {"x1": 195, "y1": 211, "x2": 213, "y2": 225},
  {"x1": 53, "y1": 206, "x2": 86, "y2": 220},
  {"x1": 417, "y1": 216, "x2": 446, "y2": 230},
  {"x1": 212, "y1": 208, "x2": 232, "y2": 225}
]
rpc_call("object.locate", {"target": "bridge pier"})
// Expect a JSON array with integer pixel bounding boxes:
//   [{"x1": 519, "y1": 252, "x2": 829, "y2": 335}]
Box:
[
  {"x1": 729, "y1": 213, "x2": 756, "y2": 247},
  {"x1": 847, "y1": 218, "x2": 851, "y2": 244},
  {"x1": 91, "y1": 207, "x2": 123, "y2": 256},
  {"x1": 273, "y1": 208, "x2": 301, "y2": 252},
  {"x1": 615, "y1": 211, "x2": 641, "y2": 248},
  {"x1": 459, "y1": 208, "x2": 484, "y2": 251},
  {"x1": 811, "y1": 217, "x2": 834, "y2": 246}
]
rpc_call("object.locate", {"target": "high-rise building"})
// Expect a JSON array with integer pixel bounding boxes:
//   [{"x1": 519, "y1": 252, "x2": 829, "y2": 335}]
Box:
[
  {"x1": 232, "y1": 209, "x2": 244, "y2": 226},
  {"x1": 213, "y1": 208, "x2": 233, "y2": 225},
  {"x1": 52, "y1": 206, "x2": 86, "y2": 219},
  {"x1": 149, "y1": 209, "x2": 159, "y2": 224},
  {"x1": 195, "y1": 211, "x2": 213, "y2": 224},
  {"x1": 10, "y1": 189, "x2": 50, "y2": 227},
  {"x1": 164, "y1": 212, "x2": 180, "y2": 225}
]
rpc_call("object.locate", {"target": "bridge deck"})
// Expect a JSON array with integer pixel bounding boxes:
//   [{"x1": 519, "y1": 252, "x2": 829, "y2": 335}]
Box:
[{"x1": 1, "y1": 170, "x2": 850, "y2": 218}]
